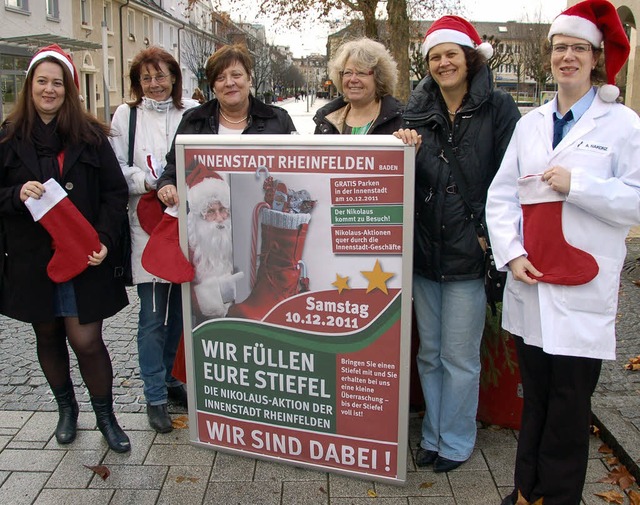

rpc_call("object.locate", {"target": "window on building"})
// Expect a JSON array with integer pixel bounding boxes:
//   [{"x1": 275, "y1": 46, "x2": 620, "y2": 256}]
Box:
[
  {"x1": 170, "y1": 26, "x2": 174, "y2": 48},
  {"x1": 127, "y1": 8, "x2": 135, "y2": 39},
  {"x1": 6, "y1": 0, "x2": 29, "y2": 12},
  {"x1": 81, "y1": 0, "x2": 91, "y2": 25},
  {"x1": 103, "y1": 1, "x2": 112, "y2": 31},
  {"x1": 46, "y1": 0, "x2": 59, "y2": 18},
  {"x1": 108, "y1": 57, "x2": 116, "y2": 90},
  {"x1": 143, "y1": 15, "x2": 150, "y2": 43},
  {"x1": 158, "y1": 22, "x2": 164, "y2": 46}
]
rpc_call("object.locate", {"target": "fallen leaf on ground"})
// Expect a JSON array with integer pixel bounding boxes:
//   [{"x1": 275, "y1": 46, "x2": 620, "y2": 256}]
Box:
[
  {"x1": 595, "y1": 489, "x2": 624, "y2": 503},
  {"x1": 172, "y1": 415, "x2": 189, "y2": 429},
  {"x1": 367, "y1": 489, "x2": 377, "y2": 498},
  {"x1": 599, "y1": 465, "x2": 636, "y2": 490},
  {"x1": 175, "y1": 476, "x2": 199, "y2": 483},
  {"x1": 625, "y1": 363, "x2": 640, "y2": 371},
  {"x1": 419, "y1": 481, "x2": 434, "y2": 489},
  {"x1": 599, "y1": 444, "x2": 614, "y2": 454},
  {"x1": 605, "y1": 456, "x2": 619, "y2": 467},
  {"x1": 591, "y1": 425, "x2": 601, "y2": 436},
  {"x1": 83, "y1": 464, "x2": 110, "y2": 480},
  {"x1": 319, "y1": 486, "x2": 327, "y2": 494},
  {"x1": 628, "y1": 489, "x2": 640, "y2": 505}
]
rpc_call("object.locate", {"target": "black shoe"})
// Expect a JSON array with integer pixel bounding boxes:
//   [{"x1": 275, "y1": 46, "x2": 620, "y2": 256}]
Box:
[
  {"x1": 167, "y1": 384, "x2": 188, "y2": 408},
  {"x1": 415, "y1": 447, "x2": 438, "y2": 467},
  {"x1": 433, "y1": 456, "x2": 466, "y2": 473},
  {"x1": 147, "y1": 403, "x2": 173, "y2": 433},
  {"x1": 91, "y1": 395, "x2": 131, "y2": 453},
  {"x1": 52, "y1": 384, "x2": 79, "y2": 444}
]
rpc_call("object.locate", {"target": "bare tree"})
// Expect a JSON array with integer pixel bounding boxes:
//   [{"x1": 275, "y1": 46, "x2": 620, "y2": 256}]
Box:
[
  {"x1": 219, "y1": 0, "x2": 461, "y2": 102},
  {"x1": 480, "y1": 35, "x2": 511, "y2": 73},
  {"x1": 252, "y1": 44, "x2": 275, "y2": 97},
  {"x1": 181, "y1": 29, "x2": 218, "y2": 96},
  {"x1": 520, "y1": 23, "x2": 551, "y2": 105}
]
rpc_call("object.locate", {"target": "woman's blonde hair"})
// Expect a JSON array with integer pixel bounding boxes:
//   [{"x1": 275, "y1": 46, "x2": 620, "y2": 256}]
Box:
[{"x1": 328, "y1": 38, "x2": 398, "y2": 100}]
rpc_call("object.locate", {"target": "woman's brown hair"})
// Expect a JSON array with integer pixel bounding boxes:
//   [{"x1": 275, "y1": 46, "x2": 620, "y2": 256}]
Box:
[
  {"x1": 128, "y1": 46, "x2": 184, "y2": 108},
  {"x1": 205, "y1": 44, "x2": 253, "y2": 87}
]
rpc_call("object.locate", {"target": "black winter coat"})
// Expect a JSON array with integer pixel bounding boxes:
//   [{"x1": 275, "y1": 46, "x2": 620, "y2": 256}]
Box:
[
  {"x1": 313, "y1": 95, "x2": 404, "y2": 135},
  {"x1": 0, "y1": 127, "x2": 129, "y2": 324},
  {"x1": 159, "y1": 96, "x2": 296, "y2": 188},
  {"x1": 404, "y1": 65, "x2": 520, "y2": 282}
]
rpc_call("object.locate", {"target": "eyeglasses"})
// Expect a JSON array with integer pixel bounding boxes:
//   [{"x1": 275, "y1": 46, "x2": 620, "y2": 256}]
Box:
[
  {"x1": 140, "y1": 73, "x2": 170, "y2": 84},
  {"x1": 551, "y1": 44, "x2": 592, "y2": 54},
  {"x1": 340, "y1": 70, "x2": 374, "y2": 79}
]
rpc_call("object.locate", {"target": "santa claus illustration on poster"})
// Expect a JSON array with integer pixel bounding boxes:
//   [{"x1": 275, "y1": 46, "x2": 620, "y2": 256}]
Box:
[{"x1": 185, "y1": 164, "x2": 315, "y2": 325}]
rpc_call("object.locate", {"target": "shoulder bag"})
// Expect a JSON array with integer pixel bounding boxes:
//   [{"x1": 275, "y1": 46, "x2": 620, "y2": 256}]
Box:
[{"x1": 116, "y1": 106, "x2": 136, "y2": 286}]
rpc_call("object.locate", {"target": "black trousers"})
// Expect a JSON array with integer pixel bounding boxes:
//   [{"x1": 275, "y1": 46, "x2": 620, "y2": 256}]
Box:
[{"x1": 509, "y1": 336, "x2": 602, "y2": 505}]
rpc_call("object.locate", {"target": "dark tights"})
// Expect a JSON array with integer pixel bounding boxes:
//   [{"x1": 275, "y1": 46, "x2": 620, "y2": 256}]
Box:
[{"x1": 33, "y1": 317, "x2": 113, "y2": 397}]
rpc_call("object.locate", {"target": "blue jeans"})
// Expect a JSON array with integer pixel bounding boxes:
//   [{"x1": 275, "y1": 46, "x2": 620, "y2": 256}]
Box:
[
  {"x1": 137, "y1": 283, "x2": 183, "y2": 405},
  {"x1": 413, "y1": 275, "x2": 486, "y2": 461}
]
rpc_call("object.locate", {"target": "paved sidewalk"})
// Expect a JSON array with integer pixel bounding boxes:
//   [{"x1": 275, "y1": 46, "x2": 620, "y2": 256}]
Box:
[{"x1": 1, "y1": 98, "x2": 640, "y2": 503}]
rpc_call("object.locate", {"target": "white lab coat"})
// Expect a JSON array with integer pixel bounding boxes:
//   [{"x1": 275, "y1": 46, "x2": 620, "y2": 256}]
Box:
[{"x1": 486, "y1": 93, "x2": 640, "y2": 359}]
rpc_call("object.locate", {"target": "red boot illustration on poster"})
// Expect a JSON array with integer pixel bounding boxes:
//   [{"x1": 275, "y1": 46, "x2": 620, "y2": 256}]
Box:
[{"x1": 227, "y1": 169, "x2": 316, "y2": 320}]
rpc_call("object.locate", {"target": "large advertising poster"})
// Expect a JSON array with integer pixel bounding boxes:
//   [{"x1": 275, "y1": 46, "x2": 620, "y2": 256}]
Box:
[{"x1": 176, "y1": 135, "x2": 414, "y2": 483}]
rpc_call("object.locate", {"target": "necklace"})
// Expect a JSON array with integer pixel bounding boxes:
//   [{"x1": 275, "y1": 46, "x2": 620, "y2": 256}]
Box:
[
  {"x1": 220, "y1": 110, "x2": 248, "y2": 124},
  {"x1": 447, "y1": 107, "x2": 458, "y2": 116}
]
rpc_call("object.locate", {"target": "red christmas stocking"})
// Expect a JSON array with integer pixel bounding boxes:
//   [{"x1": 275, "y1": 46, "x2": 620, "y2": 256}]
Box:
[
  {"x1": 518, "y1": 175, "x2": 598, "y2": 285},
  {"x1": 137, "y1": 191, "x2": 163, "y2": 235},
  {"x1": 141, "y1": 206, "x2": 194, "y2": 284},
  {"x1": 25, "y1": 178, "x2": 100, "y2": 283},
  {"x1": 137, "y1": 155, "x2": 164, "y2": 235}
]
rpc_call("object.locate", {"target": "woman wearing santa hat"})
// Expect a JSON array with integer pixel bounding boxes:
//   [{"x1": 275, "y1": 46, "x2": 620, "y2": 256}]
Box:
[
  {"x1": 110, "y1": 47, "x2": 198, "y2": 434},
  {"x1": 395, "y1": 15, "x2": 520, "y2": 473},
  {"x1": 0, "y1": 45, "x2": 130, "y2": 452},
  {"x1": 485, "y1": 1, "x2": 640, "y2": 503}
]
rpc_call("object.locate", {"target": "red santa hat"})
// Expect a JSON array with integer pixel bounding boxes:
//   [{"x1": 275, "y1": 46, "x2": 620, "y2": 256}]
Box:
[
  {"x1": 548, "y1": 0, "x2": 630, "y2": 102},
  {"x1": 422, "y1": 15, "x2": 494, "y2": 60},
  {"x1": 27, "y1": 44, "x2": 80, "y2": 90},
  {"x1": 186, "y1": 163, "x2": 230, "y2": 215}
]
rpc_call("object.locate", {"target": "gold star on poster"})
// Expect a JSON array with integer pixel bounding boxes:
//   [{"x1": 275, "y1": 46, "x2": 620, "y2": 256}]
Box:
[
  {"x1": 332, "y1": 274, "x2": 351, "y2": 294},
  {"x1": 361, "y1": 259, "x2": 394, "y2": 294}
]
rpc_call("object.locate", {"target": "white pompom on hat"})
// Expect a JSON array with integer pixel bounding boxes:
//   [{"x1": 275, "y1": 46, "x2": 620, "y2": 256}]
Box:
[
  {"x1": 422, "y1": 15, "x2": 494, "y2": 60},
  {"x1": 27, "y1": 44, "x2": 80, "y2": 90},
  {"x1": 548, "y1": 0, "x2": 630, "y2": 102}
]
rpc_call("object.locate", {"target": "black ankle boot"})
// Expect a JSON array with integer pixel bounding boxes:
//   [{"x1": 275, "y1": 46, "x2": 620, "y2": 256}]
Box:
[
  {"x1": 51, "y1": 383, "x2": 79, "y2": 445},
  {"x1": 147, "y1": 403, "x2": 173, "y2": 433},
  {"x1": 91, "y1": 395, "x2": 131, "y2": 453}
]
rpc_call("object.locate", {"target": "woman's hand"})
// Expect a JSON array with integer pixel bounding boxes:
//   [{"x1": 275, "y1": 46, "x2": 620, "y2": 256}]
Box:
[
  {"x1": 393, "y1": 128, "x2": 422, "y2": 152},
  {"x1": 20, "y1": 181, "x2": 46, "y2": 203},
  {"x1": 88, "y1": 243, "x2": 108, "y2": 267},
  {"x1": 542, "y1": 166, "x2": 571, "y2": 195},
  {"x1": 508, "y1": 255, "x2": 542, "y2": 285},
  {"x1": 158, "y1": 184, "x2": 179, "y2": 207}
]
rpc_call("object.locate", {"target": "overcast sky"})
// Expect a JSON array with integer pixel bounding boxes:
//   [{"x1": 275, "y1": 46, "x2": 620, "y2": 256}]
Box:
[{"x1": 231, "y1": 0, "x2": 566, "y2": 57}]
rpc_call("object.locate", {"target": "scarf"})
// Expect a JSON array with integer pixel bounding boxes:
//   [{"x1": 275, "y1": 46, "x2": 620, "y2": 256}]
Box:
[{"x1": 32, "y1": 116, "x2": 63, "y2": 182}]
